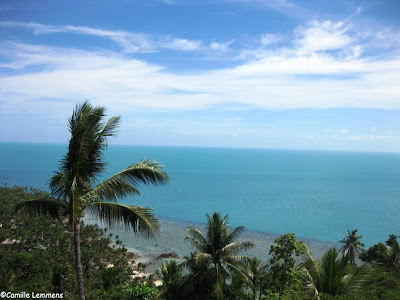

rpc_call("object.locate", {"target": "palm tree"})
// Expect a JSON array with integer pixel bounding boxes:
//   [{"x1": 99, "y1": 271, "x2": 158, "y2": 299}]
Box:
[
  {"x1": 16, "y1": 102, "x2": 169, "y2": 299},
  {"x1": 241, "y1": 257, "x2": 268, "y2": 300},
  {"x1": 300, "y1": 247, "x2": 366, "y2": 298},
  {"x1": 181, "y1": 252, "x2": 215, "y2": 300},
  {"x1": 185, "y1": 212, "x2": 254, "y2": 299},
  {"x1": 339, "y1": 229, "x2": 365, "y2": 265},
  {"x1": 156, "y1": 260, "x2": 184, "y2": 300}
]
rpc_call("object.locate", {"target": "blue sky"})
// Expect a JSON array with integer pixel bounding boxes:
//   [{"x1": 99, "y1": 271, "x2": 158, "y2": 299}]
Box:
[{"x1": 1, "y1": 0, "x2": 400, "y2": 152}]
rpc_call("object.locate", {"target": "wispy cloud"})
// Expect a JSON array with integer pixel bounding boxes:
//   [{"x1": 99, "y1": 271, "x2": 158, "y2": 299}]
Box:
[
  {"x1": 0, "y1": 19, "x2": 400, "y2": 116},
  {"x1": 347, "y1": 135, "x2": 400, "y2": 143},
  {"x1": 294, "y1": 20, "x2": 353, "y2": 54},
  {"x1": 210, "y1": 40, "x2": 235, "y2": 52},
  {"x1": 0, "y1": 21, "x2": 208, "y2": 53}
]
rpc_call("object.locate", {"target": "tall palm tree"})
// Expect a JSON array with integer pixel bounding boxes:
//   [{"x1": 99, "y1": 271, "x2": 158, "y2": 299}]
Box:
[
  {"x1": 16, "y1": 102, "x2": 169, "y2": 299},
  {"x1": 185, "y1": 212, "x2": 254, "y2": 299},
  {"x1": 339, "y1": 229, "x2": 365, "y2": 264},
  {"x1": 300, "y1": 247, "x2": 366, "y2": 298}
]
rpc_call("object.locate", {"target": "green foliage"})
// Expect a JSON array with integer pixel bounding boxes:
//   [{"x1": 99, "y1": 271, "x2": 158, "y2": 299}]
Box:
[
  {"x1": 0, "y1": 186, "x2": 132, "y2": 297},
  {"x1": 156, "y1": 260, "x2": 184, "y2": 300},
  {"x1": 240, "y1": 257, "x2": 268, "y2": 300},
  {"x1": 339, "y1": 229, "x2": 365, "y2": 265},
  {"x1": 3, "y1": 187, "x2": 400, "y2": 299},
  {"x1": 300, "y1": 247, "x2": 366, "y2": 297},
  {"x1": 186, "y1": 212, "x2": 255, "y2": 299},
  {"x1": 354, "y1": 266, "x2": 400, "y2": 299},
  {"x1": 180, "y1": 252, "x2": 215, "y2": 300},
  {"x1": 126, "y1": 284, "x2": 159, "y2": 300},
  {"x1": 15, "y1": 102, "x2": 169, "y2": 299},
  {"x1": 268, "y1": 233, "x2": 305, "y2": 294},
  {"x1": 360, "y1": 234, "x2": 400, "y2": 271}
]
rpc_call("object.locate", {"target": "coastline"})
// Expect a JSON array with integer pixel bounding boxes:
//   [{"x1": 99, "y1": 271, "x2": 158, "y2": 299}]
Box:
[{"x1": 84, "y1": 215, "x2": 338, "y2": 273}]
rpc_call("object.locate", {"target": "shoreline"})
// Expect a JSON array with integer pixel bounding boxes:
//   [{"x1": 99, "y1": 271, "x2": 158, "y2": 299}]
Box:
[{"x1": 84, "y1": 215, "x2": 338, "y2": 273}]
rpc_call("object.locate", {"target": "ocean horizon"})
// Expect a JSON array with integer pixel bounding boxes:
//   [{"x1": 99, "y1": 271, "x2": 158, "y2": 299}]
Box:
[{"x1": 1, "y1": 142, "x2": 399, "y2": 250}]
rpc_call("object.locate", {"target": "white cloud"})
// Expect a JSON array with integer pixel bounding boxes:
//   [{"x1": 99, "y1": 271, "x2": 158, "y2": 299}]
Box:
[
  {"x1": 210, "y1": 40, "x2": 235, "y2": 52},
  {"x1": 162, "y1": 38, "x2": 202, "y2": 51},
  {"x1": 295, "y1": 20, "x2": 353, "y2": 54},
  {"x1": 0, "y1": 19, "x2": 400, "y2": 115},
  {"x1": 0, "y1": 21, "x2": 206, "y2": 53},
  {"x1": 260, "y1": 34, "x2": 281, "y2": 46}
]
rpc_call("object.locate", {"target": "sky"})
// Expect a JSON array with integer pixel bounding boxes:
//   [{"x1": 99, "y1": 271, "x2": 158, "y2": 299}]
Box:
[{"x1": 0, "y1": 0, "x2": 400, "y2": 152}]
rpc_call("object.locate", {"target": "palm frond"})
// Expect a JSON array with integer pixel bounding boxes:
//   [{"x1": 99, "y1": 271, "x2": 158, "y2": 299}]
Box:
[
  {"x1": 96, "y1": 116, "x2": 120, "y2": 139},
  {"x1": 220, "y1": 241, "x2": 255, "y2": 257},
  {"x1": 60, "y1": 102, "x2": 111, "y2": 189},
  {"x1": 206, "y1": 213, "x2": 229, "y2": 251},
  {"x1": 186, "y1": 227, "x2": 208, "y2": 252},
  {"x1": 223, "y1": 255, "x2": 253, "y2": 265},
  {"x1": 224, "y1": 261, "x2": 252, "y2": 286},
  {"x1": 90, "y1": 160, "x2": 169, "y2": 202},
  {"x1": 225, "y1": 226, "x2": 246, "y2": 244},
  {"x1": 299, "y1": 266, "x2": 320, "y2": 299},
  {"x1": 89, "y1": 202, "x2": 159, "y2": 237},
  {"x1": 84, "y1": 115, "x2": 120, "y2": 181},
  {"x1": 74, "y1": 104, "x2": 108, "y2": 183},
  {"x1": 301, "y1": 246, "x2": 325, "y2": 292},
  {"x1": 156, "y1": 260, "x2": 183, "y2": 285},
  {"x1": 49, "y1": 171, "x2": 72, "y2": 200},
  {"x1": 15, "y1": 198, "x2": 67, "y2": 219},
  {"x1": 342, "y1": 264, "x2": 368, "y2": 295},
  {"x1": 50, "y1": 102, "x2": 109, "y2": 197},
  {"x1": 193, "y1": 252, "x2": 213, "y2": 266}
]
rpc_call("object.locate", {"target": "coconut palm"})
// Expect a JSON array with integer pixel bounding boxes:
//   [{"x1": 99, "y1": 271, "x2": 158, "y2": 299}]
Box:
[
  {"x1": 339, "y1": 229, "x2": 365, "y2": 264},
  {"x1": 181, "y1": 252, "x2": 215, "y2": 300},
  {"x1": 185, "y1": 212, "x2": 254, "y2": 299},
  {"x1": 16, "y1": 102, "x2": 169, "y2": 299},
  {"x1": 156, "y1": 260, "x2": 184, "y2": 300},
  {"x1": 241, "y1": 257, "x2": 268, "y2": 300},
  {"x1": 300, "y1": 247, "x2": 366, "y2": 298}
]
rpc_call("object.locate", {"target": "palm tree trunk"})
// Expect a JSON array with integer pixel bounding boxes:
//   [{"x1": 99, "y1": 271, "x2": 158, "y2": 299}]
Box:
[{"x1": 74, "y1": 221, "x2": 85, "y2": 300}]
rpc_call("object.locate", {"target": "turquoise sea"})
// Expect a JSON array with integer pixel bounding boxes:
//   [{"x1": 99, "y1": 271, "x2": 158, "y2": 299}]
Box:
[{"x1": 1, "y1": 142, "x2": 400, "y2": 266}]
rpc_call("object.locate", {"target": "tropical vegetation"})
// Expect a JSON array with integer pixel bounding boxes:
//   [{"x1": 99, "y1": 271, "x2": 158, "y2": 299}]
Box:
[
  {"x1": 1, "y1": 185, "x2": 400, "y2": 299},
  {"x1": 15, "y1": 102, "x2": 169, "y2": 299},
  {"x1": 185, "y1": 212, "x2": 255, "y2": 299},
  {"x1": 300, "y1": 247, "x2": 366, "y2": 298},
  {"x1": 339, "y1": 229, "x2": 365, "y2": 265},
  {"x1": 1, "y1": 102, "x2": 400, "y2": 299}
]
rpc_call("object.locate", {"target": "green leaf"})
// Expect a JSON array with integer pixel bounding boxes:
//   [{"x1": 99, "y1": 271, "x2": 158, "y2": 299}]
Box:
[
  {"x1": 89, "y1": 202, "x2": 160, "y2": 237},
  {"x1": 15, "y1": 198, "x2": 67, "y2": 219},
  {"x1": 89, "y1": 160, "x2": 169, "y2": 202}
]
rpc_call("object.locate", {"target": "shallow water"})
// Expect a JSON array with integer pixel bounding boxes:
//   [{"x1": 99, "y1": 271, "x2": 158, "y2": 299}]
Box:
[{"x1": 84, "y1": 216, "x2": 337, "y2": 272}]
